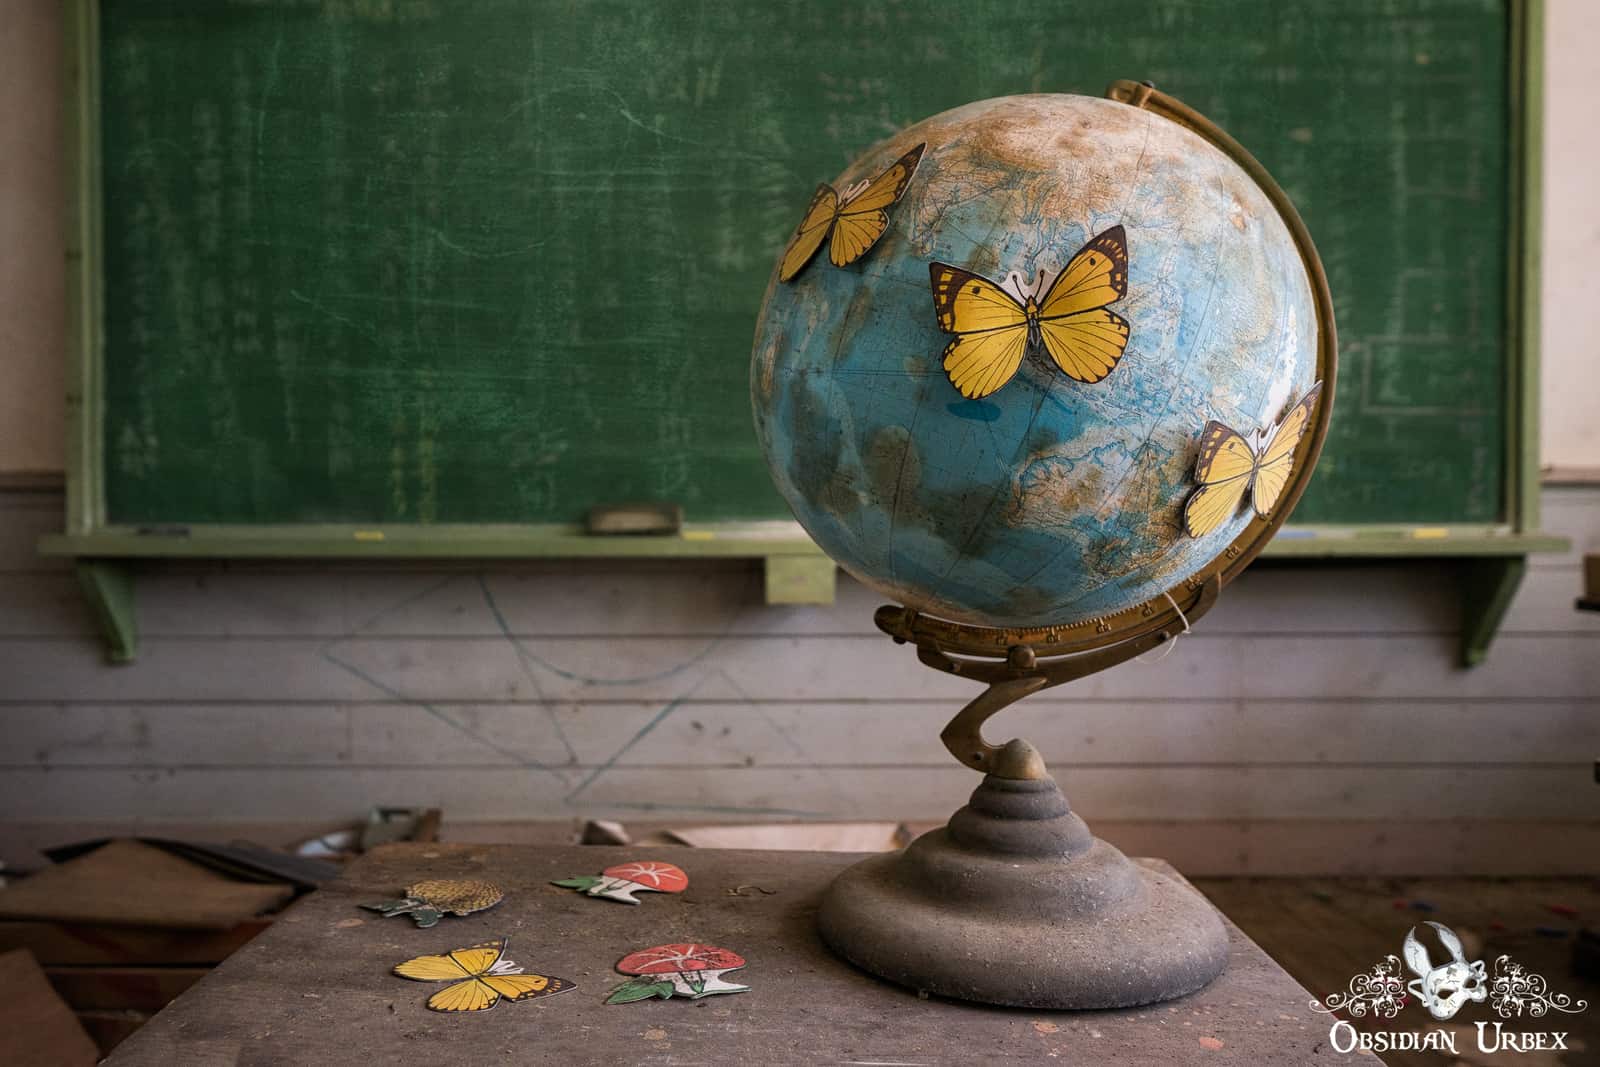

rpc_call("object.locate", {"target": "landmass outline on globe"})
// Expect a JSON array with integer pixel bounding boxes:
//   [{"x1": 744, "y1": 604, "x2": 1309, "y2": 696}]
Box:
[{"x1": 752, "y1": 80, "x2": 1335, "y2": 651}]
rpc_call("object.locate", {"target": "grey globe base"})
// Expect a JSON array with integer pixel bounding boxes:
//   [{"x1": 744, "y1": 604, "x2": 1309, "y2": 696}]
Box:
[{"x1": 817, "y1": 773, "x2": 1228, "y2": 1009}]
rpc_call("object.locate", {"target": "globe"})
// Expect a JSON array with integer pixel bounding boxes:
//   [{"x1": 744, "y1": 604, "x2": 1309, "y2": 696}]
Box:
[{"x1": 751, "y1": 92, "x2": 1324, "y2": 629}]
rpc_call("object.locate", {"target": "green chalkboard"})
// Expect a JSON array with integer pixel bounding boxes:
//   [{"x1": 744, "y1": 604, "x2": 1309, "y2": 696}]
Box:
[{"x1": 89, "y1": 0, "x2": 1521, "y2": 528}]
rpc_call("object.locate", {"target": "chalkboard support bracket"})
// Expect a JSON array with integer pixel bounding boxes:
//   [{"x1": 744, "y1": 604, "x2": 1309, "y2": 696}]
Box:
[
  {"x1": 765, "y1": 556, "x2": 836, "y2": 606},
  {"x1": 76, "y1": 559, "x2": 137, "y2": 664},
  {"x1": 1459, "y1": 556, "x2": 1528, "y2": 668}
]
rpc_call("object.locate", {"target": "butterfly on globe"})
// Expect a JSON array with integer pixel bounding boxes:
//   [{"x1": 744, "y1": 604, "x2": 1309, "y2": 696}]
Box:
[
  {"x1": 392, "y1": 938, "x2": 574, "y2": 1013},
  {"x1": 929, "y1": 226, "x2": 1132, "y2": 399},
  {"x1": 1182, "y1": 382, "x2": 1324, "y2": 538},
  {"x1": 778, "y1": 143, "x2": 925, "y2": 282}
]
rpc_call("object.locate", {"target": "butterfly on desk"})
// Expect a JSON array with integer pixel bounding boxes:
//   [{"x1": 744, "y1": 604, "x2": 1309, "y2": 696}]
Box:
[
  {"x1": 1182, "y1": 382, "x2": 1324, "y2": 538},
  {"x1": 393, "y1": 938, "x2": 573, "y2": 1013},
  {"x1": 930, "y1": 226, "x2": 1131, "y2": 399},
  {"x1": 778, "y1": 143, "x2": 925, "y2": 282}
]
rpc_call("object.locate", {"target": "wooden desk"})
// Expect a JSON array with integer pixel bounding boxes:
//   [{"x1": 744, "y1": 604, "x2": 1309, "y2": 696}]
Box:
[{"x1": 106, "y1": 844, "x2": 1368, "y2": 1065}]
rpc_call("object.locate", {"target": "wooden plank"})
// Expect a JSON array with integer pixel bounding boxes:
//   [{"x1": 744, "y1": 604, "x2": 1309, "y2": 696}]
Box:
[
  {"x1": 7, "y1": 558, "x2": 1599, "y2": 640},
  {"x1": 0, "y1": 496, "x2": 66, "y2": 573},
  {"x1": 5, "y1": 486, "x2": 1597, "y2": 851},
  {"x1": 0, "y1": 822, "x2": 351, "y2": 873},
  {"x1": 0, "y1": 840, "x2": 293, "y2": 929},
  {"x1": 0, "y1": 948, "x2": 100, "y2": 1067},
  {"x1": 5, "y1": 699, "x2": 1597, "y2": 769},
  {"x1": 46, "y1": 966, "x2": 206, "y2": 1012},
  {"x1": 5, "y1": 818, "x2": 1595, "y2": 878},
  {"x1": 0, "y1": 765, "x2": 1591, "y2": 822},
  {"x1": 2, "y1": 703, "x2": 356, "y2": 767},
  {"x1": 442, "y1": 818, "x2": 1600, "y2": 878},
  {"x1": 1102, "y1": 818, "x2": 1600, "y2": 877},
  {"x1": 0, "y1": 574, "x2": 95, "y2": 634},
  {"x1": 0, "y1": 921, "x2": 269, "y2": 967},
  {"x1": 73, "y1": 1009, "x2": 147, "y2": 1058},
  {"x1": 5, "y1": 632, "x2": 1598, "y2": 702},
  {"x1": 100, "y1": 843, "x2": 1370, "y2": 1066},
  {"x1": 1502, "y1": 565, "x2": 1600, "y2": 630},
  {"x1": 1530, "y1": 485, "x2": 1600, "y2": 567},
  {"x1": 0, "y1": 565, "x2": 1459, "y2": 639}
]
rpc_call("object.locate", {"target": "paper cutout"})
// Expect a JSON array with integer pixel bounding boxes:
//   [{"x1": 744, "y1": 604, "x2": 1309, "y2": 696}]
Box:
[
  {"x1": 361, "y1": 878, "x2": 504, "y2": 928},
  {"x1": 779, "y1": 144, "x2": 925, "y2": 282},
  {"x1": 930, "y1": 226, "x2": 1130, "y2": 399},
  {"x1": 552, "y1": 861, "x2": 688, "y2": 905},
  {"x1": 393, "y1": 938, "x2": 573, "y2": 1013},
  {"x1": 1183, "y1": 381, "x2": 1323, "y2": 538},
  {"x1": 606, "y1": 943, "x2": 749, "y2": 1004}
]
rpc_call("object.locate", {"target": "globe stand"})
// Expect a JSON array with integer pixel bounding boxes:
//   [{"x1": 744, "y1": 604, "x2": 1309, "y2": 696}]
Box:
[{"x1": 817, "y1": 574, "x2": 1231, "y2": 1009}]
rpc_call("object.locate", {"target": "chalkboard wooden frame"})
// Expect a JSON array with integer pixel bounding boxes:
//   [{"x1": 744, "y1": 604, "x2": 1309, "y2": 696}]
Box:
[{"x1": 41, "y1": 0, "x2": 1565, "y2": 666}]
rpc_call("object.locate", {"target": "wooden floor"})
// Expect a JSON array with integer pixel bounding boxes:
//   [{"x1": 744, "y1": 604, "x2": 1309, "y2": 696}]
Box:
[{"x1": 1193, "y1": 877, "x2": 1600, "y2": 1067}]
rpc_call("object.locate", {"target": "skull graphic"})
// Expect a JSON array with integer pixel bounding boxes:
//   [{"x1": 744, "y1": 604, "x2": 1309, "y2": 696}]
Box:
[{"x1": 1402, "y1": 921, "x2": 1488, "y2": 1020}]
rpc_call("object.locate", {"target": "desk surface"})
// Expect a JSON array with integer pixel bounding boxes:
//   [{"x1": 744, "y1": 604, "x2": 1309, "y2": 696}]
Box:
[{"x1": 106, "y1": 843, "x2": 1367, "y2": 1065}]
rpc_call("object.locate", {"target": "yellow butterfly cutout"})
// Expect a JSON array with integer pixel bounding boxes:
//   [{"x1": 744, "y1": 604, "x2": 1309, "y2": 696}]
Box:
[
  {"x1": 778, "y1": 143, "x2": 925, "y2": 282},
  {"x1": 930, "y1": 226, "x2": 1131, "y2": 399},
  {"x1": 393, "y1": 938, "x2": 573, "y2": 1013},
  {"x1": 1183, "y1": 382, "x2": 1324, "y2": 538}
]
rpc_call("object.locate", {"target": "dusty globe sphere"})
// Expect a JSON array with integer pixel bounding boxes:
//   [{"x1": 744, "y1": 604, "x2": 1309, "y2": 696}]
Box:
[{"x1": 751, "y1": 93, "x2": 1321, "y2": 628}]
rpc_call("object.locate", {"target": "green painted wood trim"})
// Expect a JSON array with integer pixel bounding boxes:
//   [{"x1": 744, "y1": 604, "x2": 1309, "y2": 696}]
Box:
[
  {"x1": 62, "y1": 0, "x2": 104, "y2": 536},
  {"x1": 764, "y1": 557, "x2": 838, "y2": 605},
  {"x1": 38, "y1": 526, "x2": 1568, "y2": 561},
  {"x1": 1507, "y1": 0, "x2": 1544, "y2": 532},
  {"x1": 38, "y1": 522, "x2": 826, "y2": 559},
  {"x1": 75, "y1": 559, "x2": 135, "y2": 663},
  {"x1": 40, "y1": 519, "x2": 1565, "y2": 666},
  {"x1": 1260, "y1": 529, "x2": 1568, "y2": 558},
  {"x1": 1461, "y1": 556, "x2": 1528, "y2": 668}
]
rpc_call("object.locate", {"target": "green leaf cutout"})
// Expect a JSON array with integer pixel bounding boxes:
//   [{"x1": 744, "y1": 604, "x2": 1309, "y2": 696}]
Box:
[
  {"x1": 410, "y1": 907, "x2": 442, "y2": 928},
  {"x1": 552, "y1": 876, "x2": 603, "y2": 891},
  {"x1": 605, "y1": 978, "x2": 675, "y2": 1005},
  {"x1": 360, "y1": 897, "x2": 421, "y2": 917}
]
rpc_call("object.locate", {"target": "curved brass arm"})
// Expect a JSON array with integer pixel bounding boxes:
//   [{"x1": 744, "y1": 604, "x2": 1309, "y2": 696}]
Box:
[{"x1": 888, "y1": 574, "x2": 1220, "y2": 779}]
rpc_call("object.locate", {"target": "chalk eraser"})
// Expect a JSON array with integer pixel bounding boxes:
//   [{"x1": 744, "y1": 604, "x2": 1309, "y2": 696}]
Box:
[{"x1": 586, "y1": 502, "x2": 684, "y2": 536}]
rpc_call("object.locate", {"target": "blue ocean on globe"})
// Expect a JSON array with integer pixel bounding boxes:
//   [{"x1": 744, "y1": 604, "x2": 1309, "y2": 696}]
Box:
[{"x1": 752, "y1": 94, "x2": 1320, "y2": 628}]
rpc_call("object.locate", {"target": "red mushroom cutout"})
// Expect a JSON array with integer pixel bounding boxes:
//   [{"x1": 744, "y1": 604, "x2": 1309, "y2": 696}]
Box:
[
  {"x1": 606, "y1": 943, "x2": 749, "y2": 1004},
  {"x1": 552, "y1": 861, "x2": 688, "y2": 905}
]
